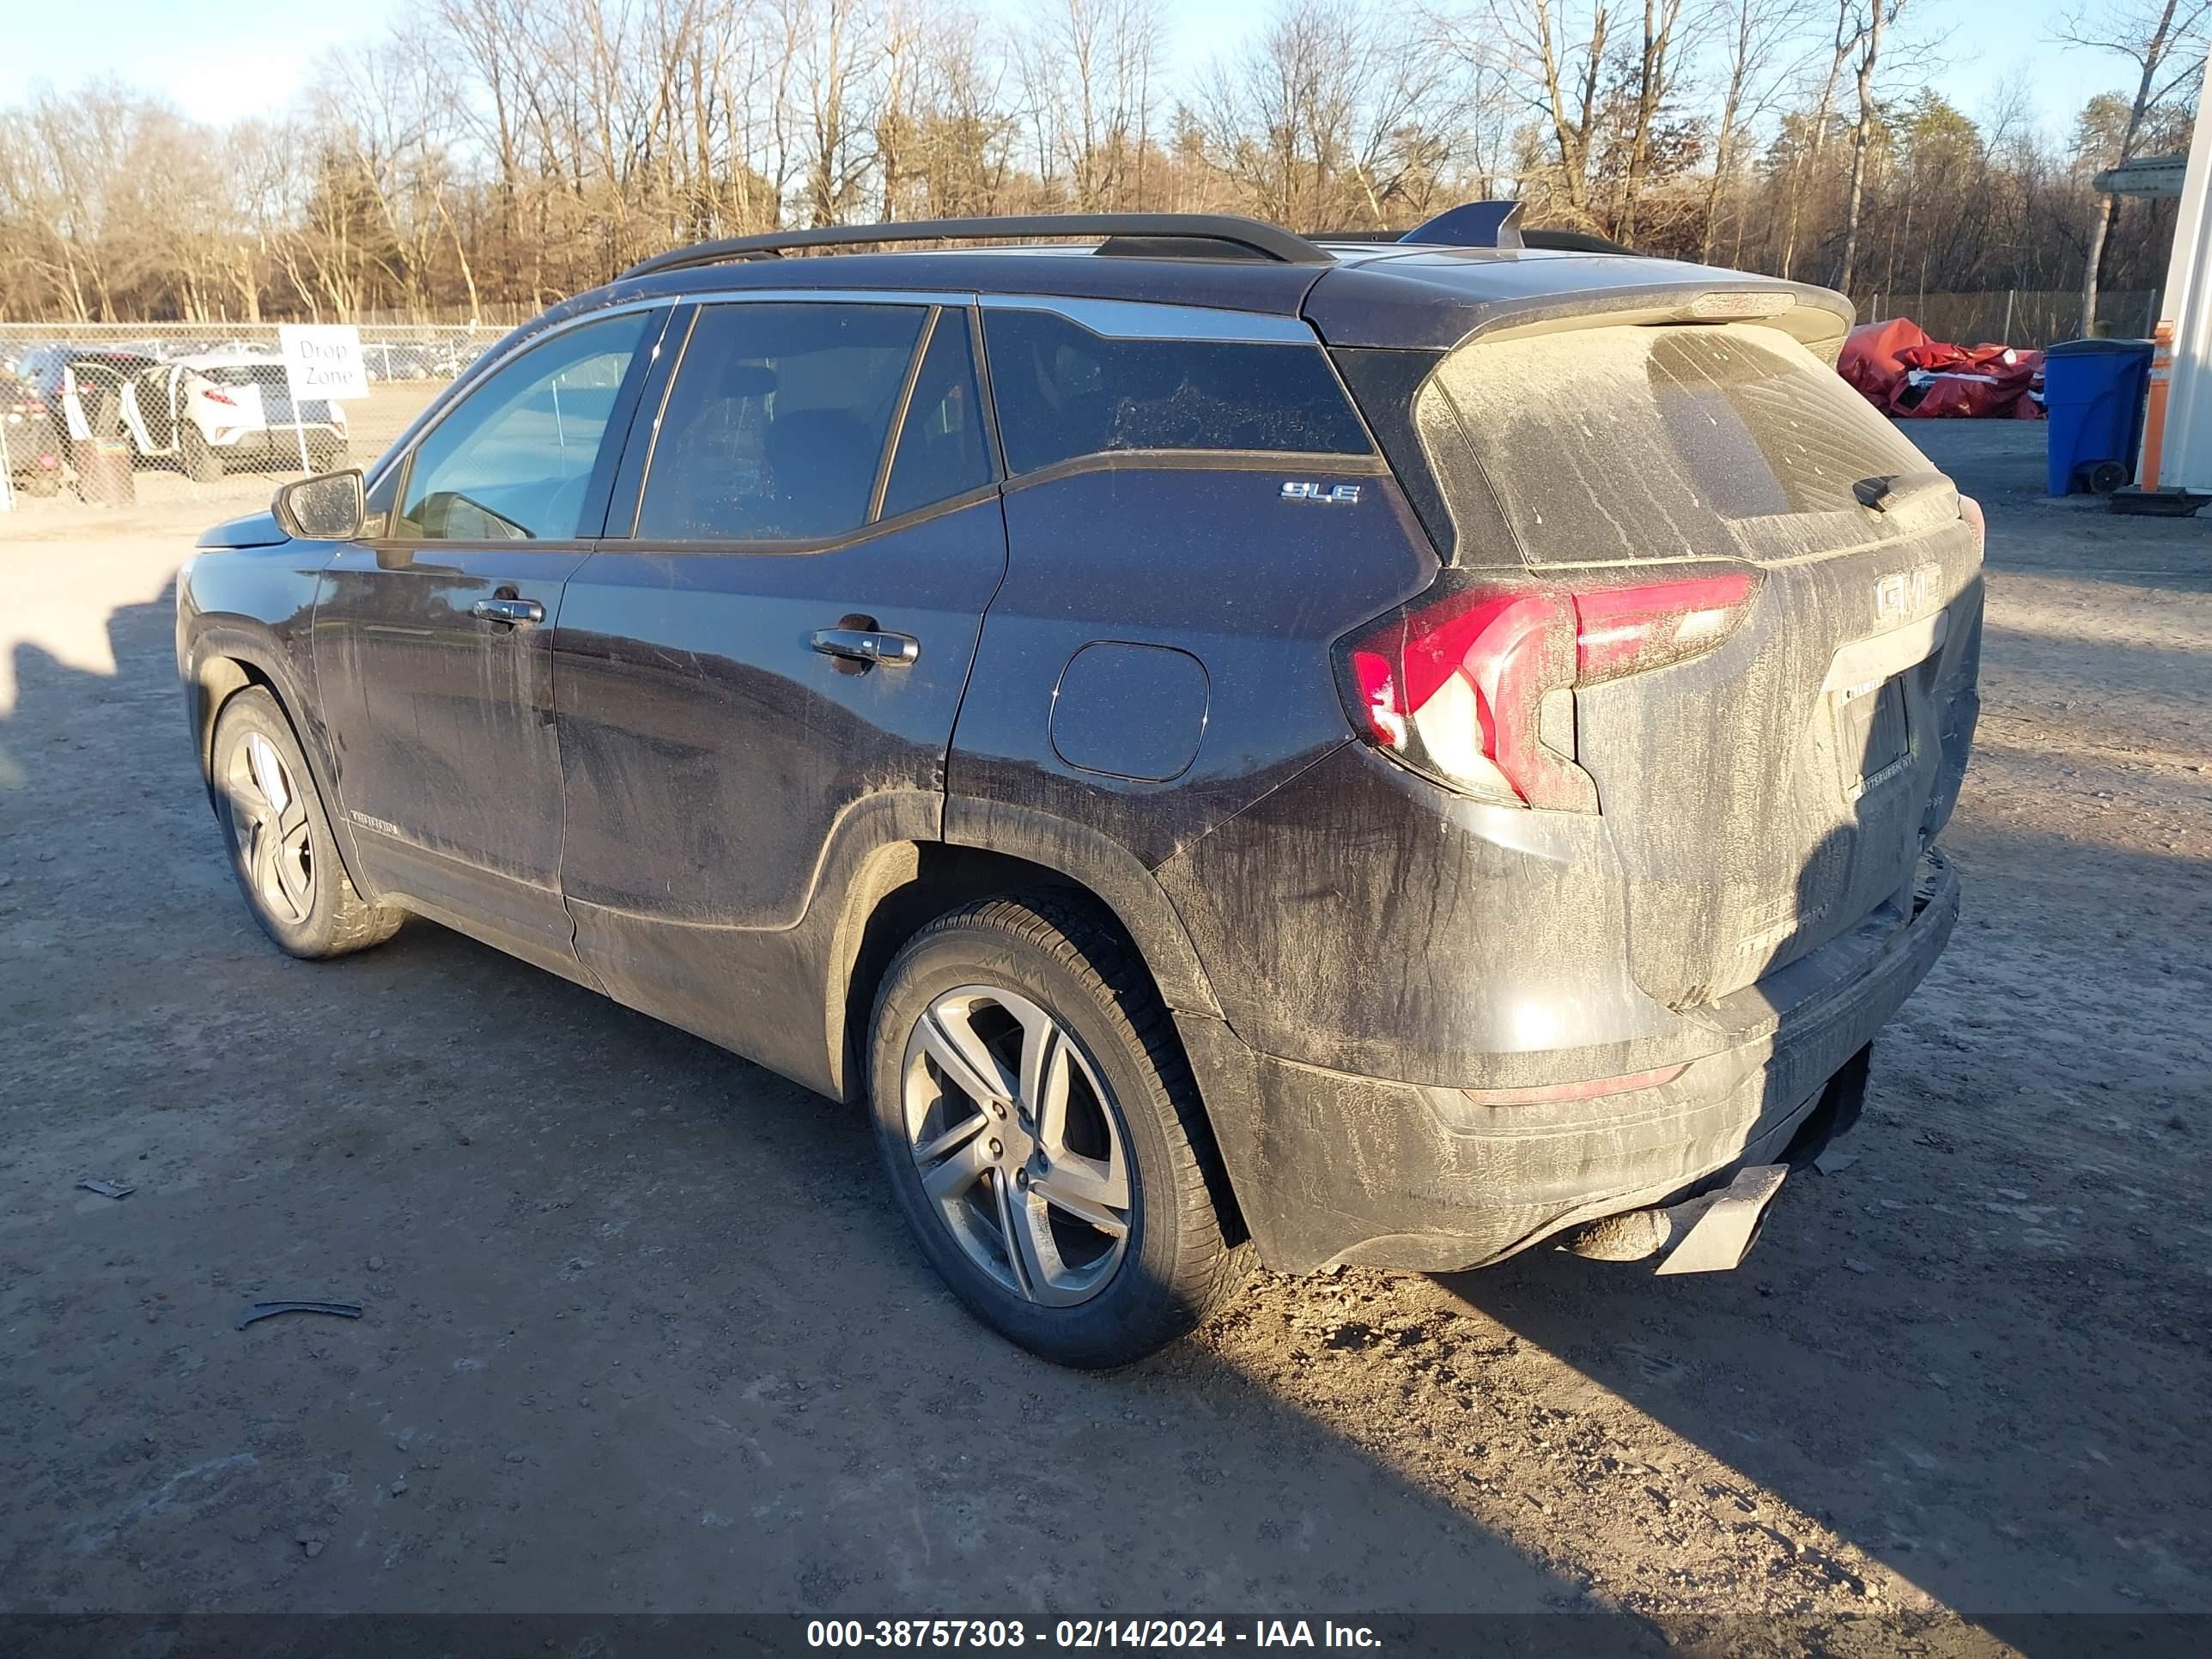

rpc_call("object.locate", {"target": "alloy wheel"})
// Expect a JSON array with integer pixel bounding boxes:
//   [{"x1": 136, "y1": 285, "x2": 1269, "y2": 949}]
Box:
[
  {"x1": 900, "y1": 985, "x2": 1133, "y2": 1307},
  {"x1": 225, "y1": 731, "x2": 315, "y2": 925}
]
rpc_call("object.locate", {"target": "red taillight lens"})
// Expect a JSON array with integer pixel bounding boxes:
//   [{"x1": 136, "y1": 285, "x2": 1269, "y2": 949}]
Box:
[
  {"x1": 1340, "y1": 568, "x2": 1760, "y2": 812},
  {"x1": 202, "y1": 387, "x2": 237, "y2": 406},
  {"x1": 1572, "y1": 574, "x2": 1758, "y2": 684},
  {"x1": 1958, "y1": 494, "x2": 1984, "y2": 544}
]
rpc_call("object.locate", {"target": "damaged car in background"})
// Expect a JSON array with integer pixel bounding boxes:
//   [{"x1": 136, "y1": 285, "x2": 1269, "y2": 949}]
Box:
[{"x1": 174, "y1": 206, "x2": 1983, "y2": 1367}]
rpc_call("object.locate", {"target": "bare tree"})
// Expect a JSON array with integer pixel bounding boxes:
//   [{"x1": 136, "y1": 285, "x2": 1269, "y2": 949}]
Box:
[
  {"x1": 1459, "y1": 0, "x2": 1613, "y2": 226},
  {"x1": 0, "y1": 0, "x2": 2192, "y2": 331},
  {"x1": 1835, "y1": 0, "x2": 1905, "y2": 294},
  {"x1": 1775, "y1": 0, "x2": 1856, "y2": 277},
  {"x1": 1200, "y1": 0, "x2": 1462, "y2": 230},
  {"x1": 1009, "y1": 0, "x2": 1164, "y2": 210},
  {"x1": 1618, "y1": 0, "x2": 1699, "y2": 240},
  {"x1": 1697, "y1": 0, "x2": 1818, "y2": 263},
  {"x1": 2057, "y1": 0, "x2": 2212, "y2": 333}
]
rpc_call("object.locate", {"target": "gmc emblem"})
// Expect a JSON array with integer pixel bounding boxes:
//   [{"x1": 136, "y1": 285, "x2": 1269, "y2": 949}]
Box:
[{"x1": 1875, "y1": 563, "x2": 1941, "y2": 623}]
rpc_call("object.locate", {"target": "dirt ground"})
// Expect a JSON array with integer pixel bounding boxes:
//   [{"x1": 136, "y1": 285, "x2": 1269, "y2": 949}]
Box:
[{"x1": 0, "y1": 421, "x2": 2205, "y2": 1649}]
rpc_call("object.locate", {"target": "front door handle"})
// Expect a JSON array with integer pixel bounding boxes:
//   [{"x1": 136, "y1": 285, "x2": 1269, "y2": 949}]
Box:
[
  {"x1": 472, "y1": 597, "x2": 544, "y2": 628},
  {"x1": 811, "y1": 627, "x2": 919, "y2": 667}
]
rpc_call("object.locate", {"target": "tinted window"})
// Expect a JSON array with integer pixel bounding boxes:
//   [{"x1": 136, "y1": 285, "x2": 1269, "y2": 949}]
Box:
[
  {"x1": 1425, "y1": 324, "x2": 1938, "y2": 565},
  {"x1": 981, "y1": 309, "x2": 1370, "y2": 476},
  {"x1": 879, "y1": 311, "x2": 994, "y2": 520},
  {"x1": 635, "y1": 302, "x2": 926, "y2": 542},
  {"x1": 397, "y1": 312, "x2": 649, "y2": 541}
]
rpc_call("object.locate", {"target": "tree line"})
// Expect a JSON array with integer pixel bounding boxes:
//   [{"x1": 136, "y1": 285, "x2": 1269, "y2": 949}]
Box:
[{"x1": 0, "y1": 0, "x2": 2202, "y2": 336}]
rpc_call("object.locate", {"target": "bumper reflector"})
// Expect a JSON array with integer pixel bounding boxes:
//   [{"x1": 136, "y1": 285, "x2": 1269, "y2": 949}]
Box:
[{"x1": 1463, "y1": 1062, "x2": 1686, "y2": 1108}]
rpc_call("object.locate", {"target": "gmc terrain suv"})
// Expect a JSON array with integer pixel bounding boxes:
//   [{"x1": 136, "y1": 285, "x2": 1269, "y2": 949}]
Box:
[{"x1": 178, "y1": 209, "x2": 1981, "y2": 1366}]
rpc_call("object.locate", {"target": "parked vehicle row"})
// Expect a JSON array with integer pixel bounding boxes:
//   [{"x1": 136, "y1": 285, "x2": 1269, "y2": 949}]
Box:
[
  {"x1": 2, "y1": 346, "x2": 349, "y2": 489},
  {"x1": 3, "y1": 335, "x2": 487, "y2": 380}
]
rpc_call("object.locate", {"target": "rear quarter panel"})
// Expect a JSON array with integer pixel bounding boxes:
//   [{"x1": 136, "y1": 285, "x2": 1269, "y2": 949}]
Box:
[{"x1": 946, "y1": 458, "x2": 1434, "y2": 990}]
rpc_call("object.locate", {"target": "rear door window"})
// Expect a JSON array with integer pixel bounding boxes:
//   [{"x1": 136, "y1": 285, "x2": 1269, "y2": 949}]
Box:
[
  {"x1": 1422, "y1": 324, "x2": 1937, "y2": 566},
  {"x1": 878, "y1": 310, "x2": 994, "y2": 521},
  {"x1": 981, "y1": 308, "x2": 1371, "y2": 476},
  {"x1": 635, "y1": 301, "x2": 927, "y2": 542}
]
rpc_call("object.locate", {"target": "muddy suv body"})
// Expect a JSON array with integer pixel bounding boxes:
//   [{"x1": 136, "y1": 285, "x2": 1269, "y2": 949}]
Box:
[{"x1": 179, "y1": 211, "x2": 1981, "y2": 1364}]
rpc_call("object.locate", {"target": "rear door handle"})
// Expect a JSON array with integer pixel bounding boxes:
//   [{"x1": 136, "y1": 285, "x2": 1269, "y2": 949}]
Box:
[
  {"x1": 472, "y1": 597, "x2": 544, "y2": 628},
  {"x1": 811, "y1": 627, "x2": 919, "y2": 667}
]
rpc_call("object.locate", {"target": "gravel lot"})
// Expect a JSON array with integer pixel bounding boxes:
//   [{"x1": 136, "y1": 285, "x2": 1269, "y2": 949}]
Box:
[{"x1": 1, "y1": 422, "x2": 2206, "y2": 1647}]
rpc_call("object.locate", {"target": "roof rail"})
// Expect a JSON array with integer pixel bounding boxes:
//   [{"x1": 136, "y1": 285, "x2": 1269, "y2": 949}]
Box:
[{"x1": 621, "y1": 214, "x2": 1333, "y2": 280}]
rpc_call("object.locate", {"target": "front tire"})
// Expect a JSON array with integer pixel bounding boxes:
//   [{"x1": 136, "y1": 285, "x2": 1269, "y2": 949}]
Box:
[
  {"x1": 210, "y1": 688, "x2": 402, "y2": 958},
  {"x1": 868, "y1": 896, "x2": 1249, "y2": 1368}
]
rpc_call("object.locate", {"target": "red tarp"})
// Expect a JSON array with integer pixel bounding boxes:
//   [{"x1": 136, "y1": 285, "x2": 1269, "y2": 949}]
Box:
[{"x1": 1838, "y1": 319, "x2": 2044, "y2": 420}]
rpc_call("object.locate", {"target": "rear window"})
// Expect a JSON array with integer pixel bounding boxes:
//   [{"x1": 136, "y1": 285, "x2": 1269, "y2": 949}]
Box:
[
  {"x1": 981, "y1": 309, "x2": 1371, "y2": 476},
  {"x1": 200, "y1": 363, "x2": 282, "y2": 386},
  {"x1": 1422, "y1": 324, "x2": 1936, "y2": 565}
]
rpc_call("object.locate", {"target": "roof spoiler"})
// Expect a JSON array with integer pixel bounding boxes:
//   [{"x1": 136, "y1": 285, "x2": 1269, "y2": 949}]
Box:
[{"x1": 1401, "y1": 201, "x2": 1525, "y2": 251}]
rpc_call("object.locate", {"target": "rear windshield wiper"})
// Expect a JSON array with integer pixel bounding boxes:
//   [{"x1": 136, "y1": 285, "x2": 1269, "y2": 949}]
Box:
[{"x1": 1852, "y1": 475, "x2": 1893, "y2": 512}]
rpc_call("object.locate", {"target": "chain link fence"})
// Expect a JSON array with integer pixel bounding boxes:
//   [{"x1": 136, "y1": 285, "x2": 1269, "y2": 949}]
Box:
[
  {"x1": 0, "y1": 321, "x2": 496, "y2": 519},
  {"x1": 1856, "y1": 289, "x2": 2160, "y2": 348}
]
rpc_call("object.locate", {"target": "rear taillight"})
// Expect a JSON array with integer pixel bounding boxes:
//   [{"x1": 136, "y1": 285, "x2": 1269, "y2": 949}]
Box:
[
  {"x1": 202, "y1": 388, "x2": 237, "y2": 406},
  {"x1": 1340, "y1": 568, "x2": 1759, "y2": 812},
  {"x1": 1572, "y1": 574, "x2": 1760, "y2": 684},
  {"x1": 1958, "y1": 494, "x2": 1984, "y2": 545}
]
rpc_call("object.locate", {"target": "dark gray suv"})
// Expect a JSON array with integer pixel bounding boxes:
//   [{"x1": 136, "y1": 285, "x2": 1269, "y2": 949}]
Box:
[{"x1": 178, "y1": 210, "x2": 1981, "y2": 1366}]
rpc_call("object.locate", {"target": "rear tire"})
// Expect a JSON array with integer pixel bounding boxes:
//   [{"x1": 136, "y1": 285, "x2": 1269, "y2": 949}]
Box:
[
  {"x1": 182, "y1": 423, "x2": 222, "y2": 483},
  {"x1": 867, "y1": 895, "x2": 1249, "y2": 1368},
  {"x1": 210, "y1": 687, "x2": 402, "y2": 959}
]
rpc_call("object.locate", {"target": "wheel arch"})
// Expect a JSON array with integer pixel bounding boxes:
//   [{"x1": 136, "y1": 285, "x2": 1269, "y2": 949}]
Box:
[
  {"x1": 189, "y1": 637, "x2": 376, "y2": 902},
  {"x1": 824, "y1": 800, "x2": 1224, "y2": 1108}
]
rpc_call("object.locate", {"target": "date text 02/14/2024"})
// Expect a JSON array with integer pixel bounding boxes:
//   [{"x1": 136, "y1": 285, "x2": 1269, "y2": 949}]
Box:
[{"x1": 805, "y1": 1620, "x2": 1383, "y2": 1650}]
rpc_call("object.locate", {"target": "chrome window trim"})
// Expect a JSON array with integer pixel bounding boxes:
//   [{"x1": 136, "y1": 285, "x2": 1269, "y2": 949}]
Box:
[
  {"x1": 690, "y1": 288, "x2": 981, "y2": 310},
  {"x1": 978, "y1": 295, "x2": 1316, "y2": 344}
]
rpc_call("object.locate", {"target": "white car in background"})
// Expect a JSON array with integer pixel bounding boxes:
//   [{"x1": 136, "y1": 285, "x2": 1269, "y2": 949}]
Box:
[{"x1": 121, "y1": 349, "x2": 349, "y2": 481}]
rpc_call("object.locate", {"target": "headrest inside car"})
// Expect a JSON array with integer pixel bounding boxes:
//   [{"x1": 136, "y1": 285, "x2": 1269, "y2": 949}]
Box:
[{"x1": 722, "y1": 362, "x2": 776, "y2": 397}]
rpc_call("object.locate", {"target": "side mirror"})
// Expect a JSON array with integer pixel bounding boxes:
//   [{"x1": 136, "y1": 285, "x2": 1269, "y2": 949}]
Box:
[{"x1": 272, "y1": 469, "x2": 366, "y2": 542}]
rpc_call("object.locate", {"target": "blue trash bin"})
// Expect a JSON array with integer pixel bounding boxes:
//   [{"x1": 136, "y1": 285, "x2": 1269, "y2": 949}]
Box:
[{"x1": 2044, "y1": 337, "x2": 2154, "y2": 495}]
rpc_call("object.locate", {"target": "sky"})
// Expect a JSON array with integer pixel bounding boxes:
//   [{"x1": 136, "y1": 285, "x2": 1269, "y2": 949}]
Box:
[{"x1": 0, "y1": 0, "x2": 2175, "y2": 148}]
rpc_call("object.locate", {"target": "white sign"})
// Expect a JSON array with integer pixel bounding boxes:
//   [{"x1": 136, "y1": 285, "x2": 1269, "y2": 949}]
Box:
[{"x1": 278, "y1": 325, "x2": 369, "y2": 402}]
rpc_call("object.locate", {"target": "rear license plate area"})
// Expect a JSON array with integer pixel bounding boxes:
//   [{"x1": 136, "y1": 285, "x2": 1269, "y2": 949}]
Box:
[{"x1": 1836, "y1": 673, "x2": 1911, "y2": 799}]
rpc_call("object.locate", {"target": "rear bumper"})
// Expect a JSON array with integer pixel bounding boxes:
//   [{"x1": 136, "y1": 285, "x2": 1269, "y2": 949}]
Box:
[{"x1": 1180, "y1": 849, "x2": 1960, "y2": 1274}]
